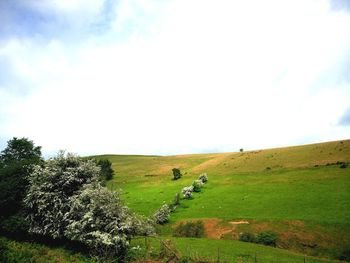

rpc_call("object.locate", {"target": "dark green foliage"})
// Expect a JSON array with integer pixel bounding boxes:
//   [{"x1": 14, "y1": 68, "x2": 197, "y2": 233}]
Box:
[
  {"x1": 0, "y1": 137, "x2": 41, "y2": 164},
  {"x1": 240, "y1": 148, "x2": 244, "y2": 152},
  {"x1": 0, "y1": 213, "x2": 29, "y2": 238},
  {"x1": 96, "y1": 159, "x2": 114, "y2": 181},
  {"x1": 255, "y1": 231, "x2": 278, "y2": 247},
  {"x1": 172, "y1": 168, "x2": 182, "y2": 180},
  {"x1": 0, "y1": 137, "x2": 42, "y2": 235},
  {"x1": 192, "y1": 180, "x2": 203, "y2": 192},
  {"x1": 339, "y1": 162, "x2": 348, "y2": 168},
  {"x1": 239, "y1": 232, "x2": 256, "y2": 243},
  {"x1": 173, "y1": 221, "x2": 205, "y2": 238},
  {"x1": 338, "y1": 247, "x2": 350, "y2": 261}
]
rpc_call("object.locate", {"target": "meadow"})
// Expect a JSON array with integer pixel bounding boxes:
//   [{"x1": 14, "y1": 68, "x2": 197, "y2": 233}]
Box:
[{"x1": 97, "y1": 139, "x2": 350, "y2": 261}]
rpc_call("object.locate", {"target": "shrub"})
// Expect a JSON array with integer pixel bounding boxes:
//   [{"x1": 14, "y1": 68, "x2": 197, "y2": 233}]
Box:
[
  {"x1": 24, "y1": 151, "x2": 153, "y2": 260},
  {"x1": 255, "y1": 231, "x2": 278, "y2": 246},
  {"x1": 239, "y1": 232, "x2": 256, "y2": 243},
  {"x1": 0, "y1": 137, "x2": 42, "y2": 218},
  {"x1": 182, "y1": 186, "x2": 194, "y2": 199},
  {"x1": 0, "y1": 213, "x2": 29, "y2": 238},
  {"x1": 96, "y1": 159, "x2": 114, "y2": 181},
  {"x1": 192, "y1": 180, "x2": 204, "y2": 192},
  {"x1": 198, "y1": 173, "x2": 208, "y2": 183},
  {"x1": 153, "y1": 204, "x2": 171, "y2": 224},
  {"x1": 340, "y1": 163, "x2": 348, "y2": 169},
  {"x1": 173, "y1": 221, "x2": 205, "y2": 238},
  {"x1": 338, "y1": 247, "x2": 350, "y2": 261},
  {"x1": 24, "y1": 152, "x2": 99, "y2": 239},
  {"x1": 172, "y1": 168, "x2": 182, "y2": 180},
  {"x1": 64, "y1": 183, "x2": 153, "y2": 260}
]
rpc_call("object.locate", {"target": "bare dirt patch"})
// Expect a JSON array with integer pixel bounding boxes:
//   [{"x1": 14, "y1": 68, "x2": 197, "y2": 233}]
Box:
[
  {"x1": 203, "y1": 218, "x2": 232, "y2": 239},
  {"x1": 173, "y1": 218, "x2": 233, "y2": 239}
]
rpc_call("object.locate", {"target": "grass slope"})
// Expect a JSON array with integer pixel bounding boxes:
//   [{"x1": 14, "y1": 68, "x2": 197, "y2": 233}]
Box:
[
  {"x1": 132, "y1": 237, "x2": 339, "y2": 263},
  {"x1": 95, "y1": 139, "x2": 350, "y2": 261},
  {"x1": 0, "y1": 237, "x2": 95, "y2": 263}
]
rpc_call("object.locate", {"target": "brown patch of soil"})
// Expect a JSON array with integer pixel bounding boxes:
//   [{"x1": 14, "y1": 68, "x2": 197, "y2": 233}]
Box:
[
  {"x1": 203, "y1": 218, "x2": 232, "y2": 239},
  {"x1": 173, "y1": 218, "x2": 233, "y2": 239}
]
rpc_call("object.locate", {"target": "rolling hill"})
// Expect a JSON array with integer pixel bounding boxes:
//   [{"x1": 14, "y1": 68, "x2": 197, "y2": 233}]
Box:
[{"x1": 92, "y1": 139, "x2": 350, "y2": 261}]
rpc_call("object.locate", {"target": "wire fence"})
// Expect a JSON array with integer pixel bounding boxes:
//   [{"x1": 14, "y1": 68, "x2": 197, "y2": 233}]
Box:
[{"x1": 131, "y1": 237, "x2": 312, "y2": 263}]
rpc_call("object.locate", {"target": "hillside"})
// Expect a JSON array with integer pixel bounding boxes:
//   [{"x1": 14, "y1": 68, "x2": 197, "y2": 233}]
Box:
[{"x1": 94, "y1": 139, "x2": 350, "y2": 261}]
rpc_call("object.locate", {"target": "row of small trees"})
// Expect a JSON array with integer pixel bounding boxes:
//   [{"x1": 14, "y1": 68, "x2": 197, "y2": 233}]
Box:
[
  {"x1": 153, "y1": 173, "x2": 209, "y2": 225},
  {"x1": 182, "y1": 173, "x2": 208, "y2": 199}
]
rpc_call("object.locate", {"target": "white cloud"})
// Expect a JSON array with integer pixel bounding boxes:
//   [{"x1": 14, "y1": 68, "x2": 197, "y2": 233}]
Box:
[{"x1": 1, "y1": 0, "x2": 350, "y2": 155}]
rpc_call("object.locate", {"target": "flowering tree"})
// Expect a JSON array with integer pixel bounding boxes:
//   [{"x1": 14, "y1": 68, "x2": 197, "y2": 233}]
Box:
[
  {"x1": 192, "y1": 179, "x2": 204, "y2": 192},
  {"x1": 24, "y1": 151, "x2": 153, "y2": 260},
  {"x1": 198, "y1": 173, "x2": 208, "y2": 183},
  {"x1": 182, "y1": 186, "x2": 194, "y2": 199},
  {"x1": 153, "y1": 204, "x2": 171, "y2": 224}
]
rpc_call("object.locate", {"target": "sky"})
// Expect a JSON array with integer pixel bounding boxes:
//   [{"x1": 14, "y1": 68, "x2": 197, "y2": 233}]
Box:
[{"x1": 0, "y1": 0, "x2": 350, "y2": 156}]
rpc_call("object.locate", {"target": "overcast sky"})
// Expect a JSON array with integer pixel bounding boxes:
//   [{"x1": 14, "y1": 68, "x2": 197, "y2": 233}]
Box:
[{"x1": 0, "y1": 0, "x2": 350, "y2": 156}]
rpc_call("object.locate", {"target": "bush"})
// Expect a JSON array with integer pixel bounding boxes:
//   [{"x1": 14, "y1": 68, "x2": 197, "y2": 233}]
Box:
[
  {"x1": 255, "y1": 231, "x2": 278, "y2": 247},
  {"x1": 173, "y1": 221, "x2": 205, "y2": 238},
  {"x1": 182, "y1": 186, "x2": 194, "y2": 199},
  {"x1": 153, "y1": 204, "x2": 171, "y2": 224},
  {"x1": 65, "y1": 183, "x2": 152, "y2": 260},
  {"x1": 24, "y1": 152, "x2": 99, "y2": 239},
  {"x1": 338, "y1": 247, "x2": 350, "y2": 261},
  {"x1": 172, "y1": 168, "x2": 182, "y2": 180},
  {"x1": 96, "y1": 159, "x2": 114, "y2": 181},
  {"x1": 198, "y1": 173, "x2": 208, "y2": 183},
  {"x1": 0, "y1": 137, "x2": 42, "y2": 218},
  {"x1": 192, "y1": 180, "x2": 204, "y2": 192},
  {"x1": 239, "y1": 232, "x2": 256, "y2": 243},
  {"x1": 0, "y1": 213, "x2": 29, "y2": 238},
  {"x1": 340, "y1": 163, "x2": 348, "y2": 169},
  {"x1": 24, "y1": 151, "x2": 153, "y2": 260}
]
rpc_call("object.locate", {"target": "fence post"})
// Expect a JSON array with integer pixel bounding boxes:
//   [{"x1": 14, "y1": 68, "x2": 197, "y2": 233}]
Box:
[
  {"x1": 254, "y1": 252, "x2": 257, "y2": 263},
  {"x1": 217, "y1": 247, "x2": 220, "y2": 262}
]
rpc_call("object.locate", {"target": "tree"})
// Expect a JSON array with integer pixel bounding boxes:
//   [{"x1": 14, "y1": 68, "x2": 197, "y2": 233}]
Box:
[
  {"x1": 192, "y1": 179, "x2": 204, "y2": 192},
  {"x1": 0, "y1": 137, "x2": 41, "y2": 164},
  {"x1": 182, "y1": 186, "x2": 194, "y2": 199},
  {"x1": 65, "y1": 183, "x2": 142, "y2": 260},
  {"x1": 24, "y1": 152, "x2": 153, "y2": 260},
  {"x1": 0, "y1": 137, "x2": 42, "y2": 218},
  {"x1": 97, "y1": 159, "x2": 114, "y2": 181},
  {"x1": 198, "y1": 173, "x2": 208, "y2": 183},
  {"x1": 153, "y1": 204, "x2": 171, "y2": 224},
  {"x1": 172, "y1": 168, "x2": 182, "y2": 180},
  {"x1": 24, "y1": 152, "x2": 99, "y2": 239}
]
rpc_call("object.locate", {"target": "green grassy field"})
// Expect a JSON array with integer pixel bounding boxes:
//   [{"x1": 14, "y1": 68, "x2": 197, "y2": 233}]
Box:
[
  {"x1": 96, "y1": 139, "x2": 350, "y2": 261},
  {"x1": 0, "y1": 237, "x2": 95, "y2": 263}
]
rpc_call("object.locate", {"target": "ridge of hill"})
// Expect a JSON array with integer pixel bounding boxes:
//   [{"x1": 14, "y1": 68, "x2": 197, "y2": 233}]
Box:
[{"x1": 92, "y1": 139, "x2": 350, "y2": 261}]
